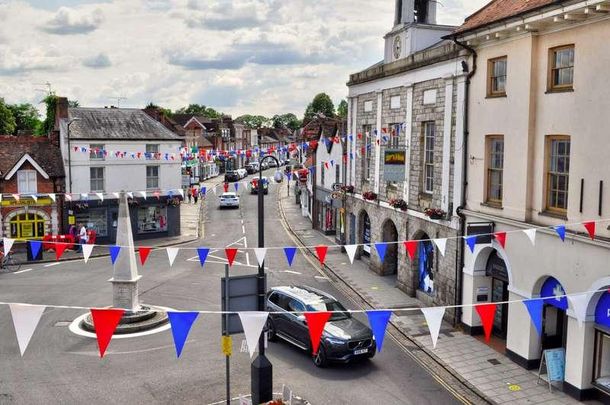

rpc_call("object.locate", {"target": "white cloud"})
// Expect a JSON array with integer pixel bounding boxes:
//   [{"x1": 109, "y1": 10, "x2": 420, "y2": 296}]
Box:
[
  {"x1": 41, "y1": 6, "x2": 104, "y2": 35},
  {"x1": 83, "y1": 52, "x2": 111, "y2": 68}
]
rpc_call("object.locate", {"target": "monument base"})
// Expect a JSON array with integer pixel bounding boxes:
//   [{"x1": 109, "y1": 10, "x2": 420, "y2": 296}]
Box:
[{"x1": 80, "y1": 304, "x2": 169, "y2": 334}]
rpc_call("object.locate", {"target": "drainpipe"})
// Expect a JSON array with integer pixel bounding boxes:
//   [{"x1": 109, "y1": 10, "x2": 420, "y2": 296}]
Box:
[{"x1": 451, "y1": 36, "x2": 477, "y2": 327}]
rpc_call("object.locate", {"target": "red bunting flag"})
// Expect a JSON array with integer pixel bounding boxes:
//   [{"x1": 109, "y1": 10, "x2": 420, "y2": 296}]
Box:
[
  {"x1": 55, "y1": 242, "x2": 69, "y2": 260},
  {"x1": 404, "y1": 241, "x2": 418, "y2": 261},
  {"x1": 494, "y1": 232, "x2": 507, "y2": 249},
  {"x1": 357, "y1": 133, "x2": 362, "y2": 139},
  {"x1": 304, "y1": 311, "x2": 332, "y2": 355},
  {"x1": 90, "y1": 308, "x2": 125, "y2": 357},
  {"x1": 475, "y1": 303, "x2": 497, "y2": 343},
  {"x1": 583, "y1": 221, "x2": 595, "y2": 240},
  {"x1": 223, "y1": 183, "x2": 229, "y2": 193},
  {"x1": 225, "y1": 248, "x2": 238, "y2": 266},
  {"x1": 315, "y1": 245, "x2": 328, "y2": 265},
  {"x1": 138, "y1": 247, "x2": 152, "y2": 266}
]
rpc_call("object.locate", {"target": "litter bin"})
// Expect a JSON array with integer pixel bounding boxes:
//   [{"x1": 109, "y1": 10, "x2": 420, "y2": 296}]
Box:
[{"x1": 27, "y1": 242, "x2": 43, "y2": 261}]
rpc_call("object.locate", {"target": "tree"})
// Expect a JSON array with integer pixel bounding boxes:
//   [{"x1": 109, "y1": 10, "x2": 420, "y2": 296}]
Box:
[
  {"x1": 145, "y1": 102, "x2": 173, "y2": 118},
  {"x1": 304, "y1": 93, "x2": 335, "y2": 121},
  {"x1": 68, "y1": 100, "x2": 80, "y2": 108},
  {"x1": 39, "y1": 94, "x2": 58, "y2": 136},
  {"x1": 175, "y1": 103, "x2": 222, "y2": 119},
  {"x1": 7, "y1": 103, "x2": 41, "y2": 135},
  {"x1": 235, "y1": 114, "x2": 272, "y2": 129},
  {"x1": 337, "y1": 99, "x2": 348, "y2": 118},
  {"x1": 0, "y1": 98, "x2": 16, "y2": 135},
  {"x1": 272, "y1": 113, "x2": 301, "y2": 131}
]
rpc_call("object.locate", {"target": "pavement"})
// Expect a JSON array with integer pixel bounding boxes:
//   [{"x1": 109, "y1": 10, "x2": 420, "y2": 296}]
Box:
[{"x1": 277, "y1": 183, "x2": 598, "y2": 405}]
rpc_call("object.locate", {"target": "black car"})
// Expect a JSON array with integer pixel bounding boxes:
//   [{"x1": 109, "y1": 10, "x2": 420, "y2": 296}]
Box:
[
  {"x1": 245, "y1": 164, "x2": 257, "y2": 174},
  {"x1": 266, "y1": 285, "x2": 375, "y2": 367},
  {"x1": 224, "y1": 170, "x2": 239, "y2": 182}
]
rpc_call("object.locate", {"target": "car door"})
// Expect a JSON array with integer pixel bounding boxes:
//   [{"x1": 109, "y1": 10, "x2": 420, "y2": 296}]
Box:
[
  {"x1": 271, "y1": 292, "x2": 291, "y2": 335},
  {"x1": 286, "y1": 298, "x2": 309, "y2": 347}
]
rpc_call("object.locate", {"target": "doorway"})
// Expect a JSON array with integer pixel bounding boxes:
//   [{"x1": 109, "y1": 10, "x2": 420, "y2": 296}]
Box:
[
  {"x1": 486, "y1": 250, "x2": 509, "y2": 339},
  {"x1": 381, "y1": 219, "x2": 398, "y2": 275},
  {"x1": 359, "y1": 210, "x2": 371, "y2": 257},
  {"x1": 540, "y1": 277, "x2": 568, "y2": 350}
]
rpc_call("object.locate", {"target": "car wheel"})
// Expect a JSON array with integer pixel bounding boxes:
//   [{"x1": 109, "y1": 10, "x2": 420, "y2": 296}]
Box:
[
  {"x1": 266, "y1": 318, "x2": 277, "y2": 342},
  {"x1": 313, "y1": 344, "x2": 328, "y2": 368}
]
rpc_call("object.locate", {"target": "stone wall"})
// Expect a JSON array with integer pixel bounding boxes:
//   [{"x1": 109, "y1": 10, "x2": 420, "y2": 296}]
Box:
[{"x1": 355, "y1": 92, "x2": 378, "y2": 193}]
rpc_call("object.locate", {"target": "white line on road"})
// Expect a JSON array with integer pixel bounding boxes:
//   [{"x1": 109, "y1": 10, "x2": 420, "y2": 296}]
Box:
[
  {"x1": 44, "y1": 262, "x2": 61, "y2": 267},
  {"x1": 242, "y1": 225, "x2": 246, "y2": 234},
  {"x1": 280, "y1": 270, "x2": 301, "y2": 275},
  {"x1": 13, "y1": 268, "x2": 33, "y2": 274},
  {"x1": 315, "y1": 275, "x2": 329, "y2": 280}
]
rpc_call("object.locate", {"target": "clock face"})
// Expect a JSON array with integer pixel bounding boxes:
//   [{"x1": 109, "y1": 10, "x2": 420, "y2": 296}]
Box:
[{"x1": 393, "y1": 35, "x2": 401, "y2": 60}]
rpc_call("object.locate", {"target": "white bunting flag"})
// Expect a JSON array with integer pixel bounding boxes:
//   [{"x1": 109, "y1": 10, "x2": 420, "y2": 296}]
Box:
[
  {"x1": 523, "y1": 229, "x2": 536, "y2": 246},
  {"x1": 48, "y1": 193, "x2": 56, "y2": 202},
  {"x1": 167, "y1": 248, "x2": 179, "y2": 267},
  {"x1": 82, "y1": 244, "x2": 95, "y2": 263},
  {"x1": 254, "y1": 248, "x2": 267, "y2": 267},
  {"x1": 3, "y1": 237, "x2": 15, "y2": 256},
  {"x1": 80, "y1": 193, "x2": 88, "y2": 200},
  {"x1": 112, "y1": 192, "x2": 120, "y2": 199},
  {"x1": 238, "y1": 312, "x2": 269, "y2": 358},
  {"x1": 95, "y1": 193, "x2": 104, "y2": 202},
  {"x1": 177, "y1": 189, "x2": 184, "y2": 198},
  {"x1": 31, "y1": 194, "x2": 38, "y2": 202},
  {"x1": 12, "y1": 193, "x2": 20, "y2": 201},
  {"x1": 433, "y1": 239, "x2": 447, "y2": 257},
  {"x1": 127, "y1": 192, "x2": 134, "y2": 199},
  {"x1": 212, "y1": 187, "x2": 217, "y2": 196},
  {"x1": 344, "y1": 244, "x2": 358, "y2": 264},
  {"x1": 65, "y1": 194, "x2": 72, "y2": 202},
  {"x1": 421, "y1": 306, "x2": 446, "y2": 348},
  {"x1": 568, "y1": 293, "x2": 589, "y2": 327},
  {"x1": 9, "y1": 304, "x2": 46, "y2": 356},
  {"x1": 139, "y1": 191, "x2": 147, "y2": 199},
  {"x1": 0, "y1": 194, "x2": 2, "y2": 203}
]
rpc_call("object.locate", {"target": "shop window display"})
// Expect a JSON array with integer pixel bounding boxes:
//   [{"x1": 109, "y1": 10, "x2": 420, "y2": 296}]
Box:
[
  {"x1": 76, "y1": 208, "x2": 108, "y2": 237},
  {"x1": 138, "y1": 206, "x2": 167, "y2": 234}
]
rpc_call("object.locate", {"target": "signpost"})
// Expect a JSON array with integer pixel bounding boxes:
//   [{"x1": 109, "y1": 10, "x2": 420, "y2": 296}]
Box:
[{"x1": 537, "y1": 348, "x2": 566, "y2": 392}]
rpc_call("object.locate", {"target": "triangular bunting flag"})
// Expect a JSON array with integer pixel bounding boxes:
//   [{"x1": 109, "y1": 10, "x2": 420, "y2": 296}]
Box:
[
  {"x1": 404, "y1": 241, "x2": 418, "y2": 261},
  {"x1": 28, "y1": 240, "x2": 42, "y2": 259},
  {"x1": 366, "y1": 310, "x2": 391, "y2": 352},
  {"x1": 304, "y1": 312, "x2": 332, "y2": 355},
  {"x1": 55, "y1": 242, "x2": 69, "y2": 260},
  {"x1": 178, "y1": 189, "x2": 184, "y2": 198},
  {"x1": 9, "y1": 304, "x2": 46, "y2": 356},
  {"x1": 225, "y1": 248, "x2": 238, "y2": 266},
  {"x1": 421, "y1": 306, "x2": 446, "y2": 348},
  {"x1": 212, "y1": 187, "x2": 217, "y2": 196},
  {"x1": 523, "y1": 299, "x2": 543, "y2": 336},
  {"x1": 254, "y1": 248, "x2": 267, "y2": 267},
  {"x1": 344, "y1": 245, "x2": 357, "y2": 264},
  {"x1": 65, "y1": 193, "x2": 72, "y2": 201},
  {"x1": 375, "y1": 242, "x2": 387, "y2": 263},
  {"x1": 167, "y1": 247, "x2": 179, "y2": 267},
  {"x1": 48, "y1": 193, "x2": 56, "y2": 202},
  {"x1": 494, "y1": 232, "x2": 507, "y2": 249},
  {"x1": 464, "y1": 236, "x2": 477, "y2": 253},
  {"x1": 138, "y1": 247, "x2": 152, "y2": 266},
  {"x1": 139, "y1": 191, "x2": 147, "y2": 199},
  {"x1": 568, "y1": 293, "x2": 589, "y2": 327},
  {"x1": 523, "y1": 229, "x2": 536, "y2": 246},
  {"x1": 475, "y1": 303, "x2": 497, "y2": 342},
  {"x1": 167, "y1": 311, "x2": 199, "y2": 357},
  {"x1": 223, "y1": 183, "x2": 229, "y2": 193},
  {"x1": 109, "y1": 246, "x2": 121, "y2": 265},
  {"x1": 234, "y1": 183, "x2": 239, "y2": 192},
  {"x1": 583, "y1": 221, "x2": 596, "y2": 240},
  {"x1": 196, "y1": 248, "x2": 210, "y2": 267},
  {"x1": 238, "y1": 312, "x2": 269, "y2": 358},
  {"x1": 30, "y1": 194, "x2": 37, "y2": 202},
  {"x1": 315, "y1": 245, "x2": 328, "y2": 266},
  {"x1": 433, "y1": 238, "x2": 446, "y2": 256},
  {"x1": 12, "y1": 194, "x2": 20, "y2": 201},
  {"x1": 554, "y1": 225, "x2": 566, "y2": 242},
  {"x1": 90, "y1": 308, "x2": 125, "y2": 357},
  {"x1": 127, "y1": 192, "x2": 134, "y2": 199},
  {"x1": 3, "y1": 237, "x2": 15, "y2": 256},
  {"x1": 82, "y1": 244, "x2": 94, "y2": 263},
  {"x1": 95, "y1": 192, "x2": 104, "y2": 202},
  {"x1": 112, "y1": 192, "x2": 120, "y2": 199},
  {"x1": 284, "y1": 247, "x2": 297, "y2": 266}
]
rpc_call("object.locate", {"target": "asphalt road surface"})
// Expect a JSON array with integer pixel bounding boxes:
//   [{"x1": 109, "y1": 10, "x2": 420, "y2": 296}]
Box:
[{"x1": 0, "y1": 174, "x2": 462, "y2": 405}]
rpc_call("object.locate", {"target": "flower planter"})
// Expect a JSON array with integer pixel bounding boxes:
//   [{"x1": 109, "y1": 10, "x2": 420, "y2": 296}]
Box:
[{"x1": 428, "y1": 213, "x2": 443, "y2": 220}]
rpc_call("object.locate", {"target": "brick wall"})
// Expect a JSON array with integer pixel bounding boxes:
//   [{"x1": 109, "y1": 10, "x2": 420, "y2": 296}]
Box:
[{"x1": 2, "y1": 161, "x2": 56, "y2": 194}]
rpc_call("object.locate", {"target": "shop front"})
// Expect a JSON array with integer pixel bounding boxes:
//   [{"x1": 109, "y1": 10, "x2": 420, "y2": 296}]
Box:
[
  {"x1": 540, "y1": 277, "x2": 568, "y2": 351},
  {"x1": 314, "y1": 188, "x2": 338, "y2": 236},
  {"x1": 486, "y1": 250, "x2": 509, "y2": 339},
  {"x1": 1, "y1": 198, "x2": 55, "y2": 241}
]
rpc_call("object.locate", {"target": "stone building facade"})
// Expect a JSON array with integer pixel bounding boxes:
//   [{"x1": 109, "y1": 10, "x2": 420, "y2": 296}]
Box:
[{"x1": 344, "y1": 0, "x2": 469, "y2": 317}]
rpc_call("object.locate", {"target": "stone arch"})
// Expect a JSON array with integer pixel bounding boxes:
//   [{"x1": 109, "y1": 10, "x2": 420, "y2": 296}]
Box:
[
  {"x1": 584, "y1": 277, "x2": 610, "y2": 317},
  {"x1": 471, "y1": 242, "x2": 513, "y2": 286},
  {"x1": 3, "y1": 208, "x2": 52, "y2": 239},
  {"x1": 381, "y1": 218, "x2": 398, "y2": 275},
  {"x1": 531, "y1": 275, "x2": 569, "y2": 350}
]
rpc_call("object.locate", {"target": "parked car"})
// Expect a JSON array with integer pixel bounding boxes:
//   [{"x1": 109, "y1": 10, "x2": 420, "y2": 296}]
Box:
[
  {"x1": 236, "y1": 168, "x2": 248, "y2": 178},
  {"x1": 250, "y1": 177, "x2": 269, "y2": 194},
  {"x1": 261, "y1": 161, "x2": 269, "y2": 170},
  {"x1": 224, "y1": 170, "x2": 239, "y2": 182},
  {"x1": 268, "y1": 159, "x2": 278, "y2": 168},
  {"x1": 266, "y1": 285, "x2": 376, "y2": 367},
  {"x1": 219, "y1": 192, "x2": 240, "y2": 209},
  {"x1": 245, "y1": 164, "x2": 258, "y2": 174}
]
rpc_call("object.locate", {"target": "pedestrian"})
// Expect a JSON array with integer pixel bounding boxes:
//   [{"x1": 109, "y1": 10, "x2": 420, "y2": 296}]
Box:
[
  {"x1": 193, "y1": 186, "x2": 199, "y2": 204},
  {"x1": 75, "y1": 223, "x2": 88, "y2": 253},
  {"x1": 68, "y1": 223, "x2": 78, "y2": 250},
  {"x1": 187, "y1": 187, "x2": 192, "y2": 203}
]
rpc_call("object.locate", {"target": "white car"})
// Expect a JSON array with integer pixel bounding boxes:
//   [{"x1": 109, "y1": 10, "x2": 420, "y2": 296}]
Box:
[
  {"x1": 236, "y1": 168, "x2": 248, "y2": 178},
  {"x1": 219, "y1": 192, "x2": 240, "y2": 209}
]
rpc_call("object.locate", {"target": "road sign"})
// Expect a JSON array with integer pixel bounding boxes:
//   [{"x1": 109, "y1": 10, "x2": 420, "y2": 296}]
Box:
[
  {"x1": 221, "y1": 274, "x2": 266, "y2": 335},
  {"x1": 537, "y1": 348, "x2": 565, "y2": 392}
]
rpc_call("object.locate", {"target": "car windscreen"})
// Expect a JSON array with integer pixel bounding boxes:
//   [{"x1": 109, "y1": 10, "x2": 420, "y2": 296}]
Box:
[{"x1": 306, "y1": 300, "x2": 350, "y2": 321}]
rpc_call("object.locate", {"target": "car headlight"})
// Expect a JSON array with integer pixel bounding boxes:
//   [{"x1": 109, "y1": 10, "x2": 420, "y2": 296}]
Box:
[{"x1": 324, "y1": 337, "x2": 346, "y2": 346}]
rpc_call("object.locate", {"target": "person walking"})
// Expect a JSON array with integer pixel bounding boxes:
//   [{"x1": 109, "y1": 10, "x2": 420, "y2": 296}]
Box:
[
  {"x1": 192, "y1": 185, "x2": 198, "y2": 204},
  {"x1": 187, "y1": 187, "x2": 192, "y2": 203},
  {"x1": 75, "y1": 223, "x2": 88, "y2": 253}
]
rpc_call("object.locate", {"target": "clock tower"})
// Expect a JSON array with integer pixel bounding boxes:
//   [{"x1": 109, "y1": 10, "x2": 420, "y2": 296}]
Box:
[{"x1": 383, "y1": 0, "x2": 454, "y2": 63}]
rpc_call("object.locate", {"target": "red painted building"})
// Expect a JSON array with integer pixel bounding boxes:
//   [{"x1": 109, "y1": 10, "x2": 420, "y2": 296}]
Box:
[{"x1": 0, "y1": 135, "x2": 65, "y2": 240}]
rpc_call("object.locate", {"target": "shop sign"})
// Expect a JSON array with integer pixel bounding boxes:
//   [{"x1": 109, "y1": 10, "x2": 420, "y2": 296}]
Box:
[
  {"x1": 383, "y1": 149, "x2": 406, "y2": 182},
  {"x1": 1, "y1": 198, "x2": 53, "y2": 207},
  {"x1": 595, "y1": 292, "x2": 610, "y2": 328},
  {"x1": 538, "y1": 348, "x2": 565, "y2": 385}
]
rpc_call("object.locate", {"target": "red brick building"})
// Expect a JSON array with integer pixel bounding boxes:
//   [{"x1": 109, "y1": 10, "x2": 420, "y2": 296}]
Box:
[{"x1": 0, "y1": 135, "x2": 65, "y2": 240}]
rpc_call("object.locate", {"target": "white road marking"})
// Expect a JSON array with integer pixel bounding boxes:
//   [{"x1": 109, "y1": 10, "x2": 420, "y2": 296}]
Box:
[
  {"x1": 13, "y1": 268, "x2": 33, "y2": 274},
  {"x1": 69, "y1": 308, "x2": 172, "y2": 339},
  {"x1": 44, "y1": 262, "x2": 61, "y2": 267},
  {"x1": 315, "y1": 275, "x2": 329, "y2": 280},
  {"x1": 280, "y1": 270, "x2": 301, "y2": 275},
  {"x1": 242, "y1": 225, "x2": 246, "y2": 234}
]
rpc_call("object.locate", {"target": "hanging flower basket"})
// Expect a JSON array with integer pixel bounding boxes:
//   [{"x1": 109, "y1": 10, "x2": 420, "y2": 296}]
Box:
[
  {"x1": 166, "y1": 197, "x2": 181, "y2": 207},
  {"x1": 341, "y1": 185, "x2": 355, "y2": 194},
  {"x1": 363, "y1": 191, "x2": 377, "y2": 201},
  {"x1": 424, "y1": 208, "x2": 446, "y2": 220},
  {"x1": 389, "y1": 198, "x2": 407, "y2": 211}
]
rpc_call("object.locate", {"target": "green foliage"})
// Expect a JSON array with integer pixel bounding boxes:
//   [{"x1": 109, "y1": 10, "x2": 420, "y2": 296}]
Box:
[
  {"x1": 304, "y1": 93, "x2": 336, "y2": 121},
  {"x1": 146, "y1": 102, "x2": 173, "y2": 118},
  {"x1": 175, "y1": 103, "x2": 222, "y2": 119},
  {"x1": 0, "y1": 98, "x2": 16, "y2": 135},
  {"x1": 68, "y1": 100, "x2": 80, "y2": 108},
  {"x1": 272, "y1": 113, "x2": 301, "y2": 132},
  {"x1": 337, "y1": 99, "x2": 348, "y2": 118},
  {"x1": 7, "y1": 103, "x2": 41, "y2": 135},
  {"x1": 40, "y1": 94, "x2": 58, "y2": 136},
  {"x1": 235, "y1": 114, "x2": 272, "y2": 129}
]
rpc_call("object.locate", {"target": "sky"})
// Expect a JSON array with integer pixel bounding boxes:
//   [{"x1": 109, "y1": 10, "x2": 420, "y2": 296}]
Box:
[{"x1": 0, "y1": 0, "x2": 488, "y2": 118}]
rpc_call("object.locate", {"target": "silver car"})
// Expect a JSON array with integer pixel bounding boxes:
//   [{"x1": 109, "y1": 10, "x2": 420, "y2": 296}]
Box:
[{"x1": 219, "y1": 192, "x2": 240, "y2": 209}]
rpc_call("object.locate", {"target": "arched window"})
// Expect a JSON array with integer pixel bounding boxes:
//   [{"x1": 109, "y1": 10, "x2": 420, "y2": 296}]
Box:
[{"x1": 10, "y1": 212, "x2": 46, "y2": 240}]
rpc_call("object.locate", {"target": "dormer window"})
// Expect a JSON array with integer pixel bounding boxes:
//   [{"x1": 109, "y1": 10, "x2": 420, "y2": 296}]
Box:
[{"x1": 17, "y1": 170, "x2": 37, "y2": 194}]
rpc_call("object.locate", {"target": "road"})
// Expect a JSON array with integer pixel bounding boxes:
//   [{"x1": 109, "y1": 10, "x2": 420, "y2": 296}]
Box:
[{"x1": 0, "y1": 172, "x2": 462, "y2": 405}]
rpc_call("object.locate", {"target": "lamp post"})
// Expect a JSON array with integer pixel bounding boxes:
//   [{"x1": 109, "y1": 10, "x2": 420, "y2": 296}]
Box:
[
  {"x1": 252, "y1": 153, "x2": 281, "y2": 405},
  {"x1": 66, "y1": 118, "x2": 80, "y2": 194}
]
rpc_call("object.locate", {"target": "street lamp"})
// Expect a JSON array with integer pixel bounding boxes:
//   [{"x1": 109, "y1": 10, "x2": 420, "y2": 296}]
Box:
[
  {"x1": 66, "y1": 117, "x2": 80, "y2": 194},
  {"x1": 252, "y1": 153, "x2": 282, "y2": 405}
]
